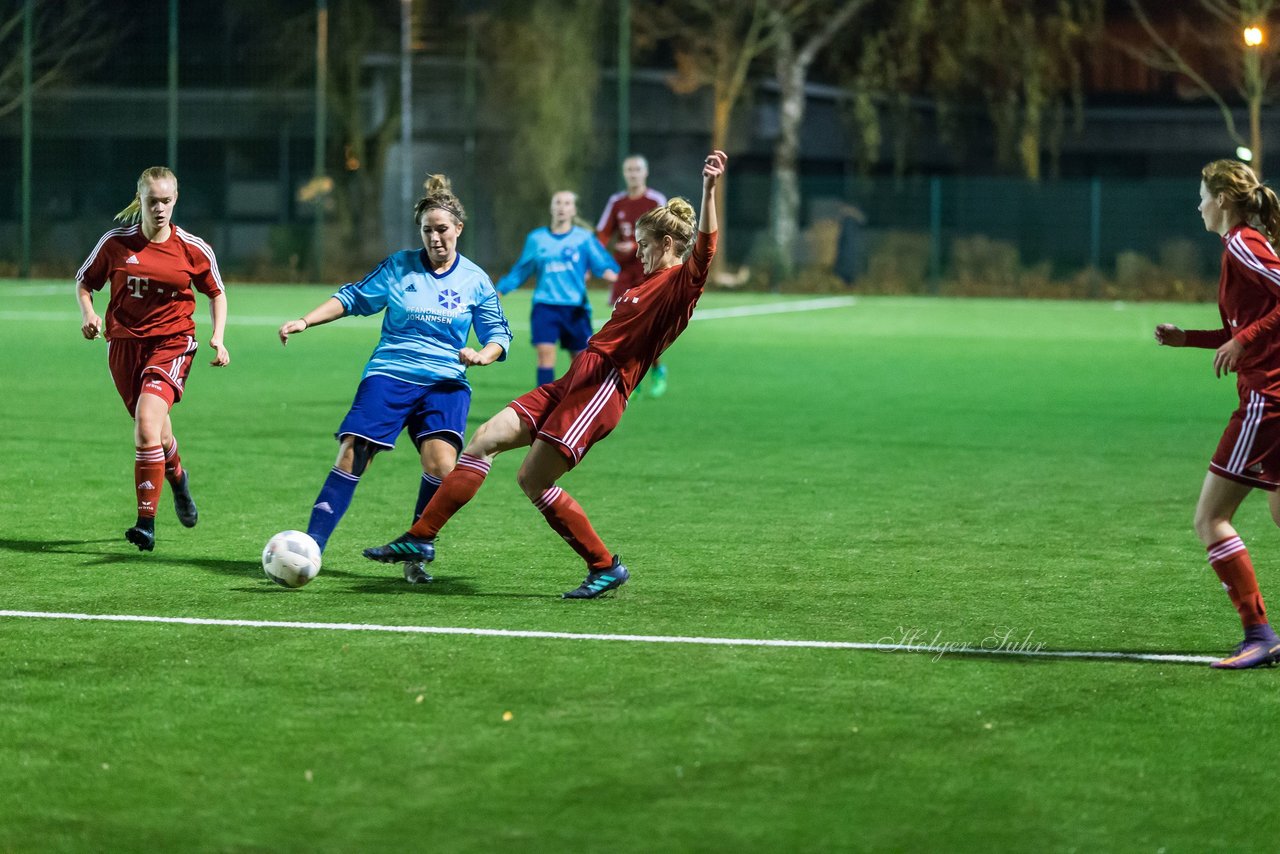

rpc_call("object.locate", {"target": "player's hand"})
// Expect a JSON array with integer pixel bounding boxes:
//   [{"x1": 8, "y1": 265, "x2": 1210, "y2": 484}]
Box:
[
  {"x1": 702, "y1": 150, "x2": 727, "y2": 186},
  {"x1": 278, "y1": 319, "x2": 308, "y2": 345},
  {"x1": 1214, "y1": 338, "x2": 1243, "y2": 377},
  {"x1": 81, "y1": 314, "x2": 103, "y2": 340},
  {"x1": 458, "y1": 347, "x2": 490, "y2": 367},
  {"x1": 209, "y1": 339, "x2": 230, "y2": 367},
  {"x1": 1153, "y1": 324, "x2": 1185, "y2": 347}
]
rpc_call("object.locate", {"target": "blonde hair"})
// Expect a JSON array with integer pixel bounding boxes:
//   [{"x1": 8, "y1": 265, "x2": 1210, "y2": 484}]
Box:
[
  {"x1": 414, "y1": 173, "x2": 465, "y2": 225},
  {"x1": 1202, "y1": 159, "x2": 1280, "y2": 249},
  {"x1": 635, "y1": 197, "x2": 697, "y2": 258},
  {"x1": 114, "y1": 166, "x2": 178, "y2": 224}
]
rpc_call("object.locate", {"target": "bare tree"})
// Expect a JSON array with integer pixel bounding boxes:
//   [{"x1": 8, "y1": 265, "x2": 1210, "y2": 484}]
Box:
[
  {"x1": 765, "y1": 0, "x2": 870, "y2": 281},
  {"x1": 482, "y1": 0, "x2": 602, "y2": 265},
  {"x1": 1124, "y1": 0, "x2": 1277, "y2": 177},
  {"x1": 849, "y1": 0, "x2": 1101, "y2": 180},
  {"x1": 0, "y1": 1, "x2": 117, "y2": 118},
  {"x1": 640, "y1": 0, "x2": 775, "y2": 282}
]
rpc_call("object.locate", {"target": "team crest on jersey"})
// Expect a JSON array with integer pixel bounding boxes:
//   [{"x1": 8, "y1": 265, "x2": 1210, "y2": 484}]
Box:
[
  {"x1": 561, "y1": 247, "x2": 580, "y2": 263},
  {"x1": 438, "y1": 289, "x2": 461, "y2": 310}
]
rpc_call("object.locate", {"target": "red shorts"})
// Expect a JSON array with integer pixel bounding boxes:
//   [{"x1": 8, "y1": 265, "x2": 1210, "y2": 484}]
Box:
[
  {"x1": 107, "y1": 335, "x2": 198, "y2": 415},
  {"x1": 509, "y1": 350, "x2": 626, "y2": 467},
  {"x1": 1210, "y1": 389, "x2": 1280, "y2": 491}
]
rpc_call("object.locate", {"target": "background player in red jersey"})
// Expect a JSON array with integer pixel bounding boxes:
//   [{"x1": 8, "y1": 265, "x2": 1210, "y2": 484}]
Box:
[
  {"x1": 75, "y1": 166, "x2": 229, "y2": 552},
  {"x1": 364, "y1": 150, "x2": 728, "y2": 598},
  {"x1": 596, "y1": 154, "x2": 671, "y2": 397},
  {"x1": 1155, "y1": 158, "x2": 1280, "y2": 669}
]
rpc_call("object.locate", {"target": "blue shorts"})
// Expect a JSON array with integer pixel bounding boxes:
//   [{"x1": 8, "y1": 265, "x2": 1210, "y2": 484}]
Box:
[
  {"x1": 337, "y1": 374, "x2": 471, "y2": 450},
  {"x1": 531, "y1": 302, "x2": 593, "y2": 352}
]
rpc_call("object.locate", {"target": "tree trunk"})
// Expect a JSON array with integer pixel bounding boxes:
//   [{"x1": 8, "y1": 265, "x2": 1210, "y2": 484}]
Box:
[
  {"x1": 770, "y1": 41, "x2": 805, "y2": 285},
  {"x1": 1251, "y1": 93, "x2": 1264, "y2": 180}
]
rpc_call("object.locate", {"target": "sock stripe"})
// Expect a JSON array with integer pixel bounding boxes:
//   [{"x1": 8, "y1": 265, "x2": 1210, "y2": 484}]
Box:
[
  {"x1": 135, "y1": 447, "x2": 166, "y2": 462},
  {"x1": 1208, "y1": 536, "x2": 1247, "y2": 563},
  {"x1": 534, "y1": 486, "x2": 563, "y2": 512},
  {"x1": 164, "y1": 438, "x2": 179, "y2": 461},
  {"x1": 457, "y1": 454, "x2": 491, "y2": 475},
  {"x1": 422, "y1": 473, "x2": 442, "y2": 485},
  {"x1": 329, "y1": 467, "x2": 360, "y2": 483}
]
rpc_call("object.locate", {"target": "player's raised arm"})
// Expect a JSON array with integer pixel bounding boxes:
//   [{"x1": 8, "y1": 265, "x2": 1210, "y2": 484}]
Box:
[{"x1": 699, "y1": 150, "x2": 726, "y2": 235}]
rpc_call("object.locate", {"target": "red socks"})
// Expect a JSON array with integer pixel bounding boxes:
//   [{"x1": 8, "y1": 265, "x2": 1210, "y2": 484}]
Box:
[
  {"x1": 533, "y1": 486, "x2": 612, "y2": 570},
  {"x1": 1207, "y1": 536, "x2": 1269, "y2": 627},
  {"x1": 163, "y1": 436, "x2": 184, "y2": 484},
  {"x1": 135, "y1": 445, "x2": 165, "y2": 520},
  {"x1": 409, "y1": 454, "x2": 490, "y2": 538}
]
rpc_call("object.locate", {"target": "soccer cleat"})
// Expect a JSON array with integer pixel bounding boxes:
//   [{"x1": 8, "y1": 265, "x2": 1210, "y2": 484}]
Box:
[
  {"x1": 403, "y1": 560, "x2": 434, "y2": 584},
  {"x1": 363, "y1": 533, "x2": 435, "y2": 564},
  {"x1": 562, "y1": 556, "x2": 629, "y2": 599},
  {"x1": 171, "y1": 471, "x2": 198, "y2": 528},
  {"x1": 124, "y1": 525, "x2": 155, "y2": 552},
  {"x1": 649, "y1": 365, "x2": 668, "y2": 398},
  {"x1": 1210, "y1": 639, "x2": 1280, "y2": 670}
]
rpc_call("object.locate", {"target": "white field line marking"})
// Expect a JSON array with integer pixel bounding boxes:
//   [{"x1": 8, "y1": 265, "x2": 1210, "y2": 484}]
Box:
[
  {"x1": 0, "y1": 610, "x2": 1216, "y2": 665},
  {"x1": 0, "y1": 297, "x2": 855, "y2": 329}
]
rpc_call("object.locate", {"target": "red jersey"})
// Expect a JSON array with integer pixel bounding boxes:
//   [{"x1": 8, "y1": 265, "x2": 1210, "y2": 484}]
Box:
[
  {"x1": 596, "y1": 188, "x2": 667, "y2": 276},
  {"x1": 76, "y1": 224, "x2": 224, "y2": 341},
  {"x1": 588, "y1": 230, "x2": 716, "y2": 392},
  {"x1": 1185, "y1": 223, "x2": 1280, "y2": 396}
]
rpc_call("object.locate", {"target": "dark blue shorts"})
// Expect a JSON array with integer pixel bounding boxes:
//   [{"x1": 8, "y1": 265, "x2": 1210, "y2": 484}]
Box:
[
  {"x1": 531, "y1": 302, "x2": 593, "y2": 352},
  {"x1": 337, "y1": 374, "x2": 471, "y2": 450}
]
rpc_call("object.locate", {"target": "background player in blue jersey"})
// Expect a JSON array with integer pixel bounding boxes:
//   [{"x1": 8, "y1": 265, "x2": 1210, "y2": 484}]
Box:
[
  {"x1": 495, "y1": 190, "x2": 618, "y2": 386},
  {"x1": 278, "y1": 174, "x2": 512, "y2": 583}
]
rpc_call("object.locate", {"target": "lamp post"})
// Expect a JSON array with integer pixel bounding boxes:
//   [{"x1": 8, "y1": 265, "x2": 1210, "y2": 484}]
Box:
[{"x1": 1244, "y1": 24, "x2": 1266, "y2": 177}]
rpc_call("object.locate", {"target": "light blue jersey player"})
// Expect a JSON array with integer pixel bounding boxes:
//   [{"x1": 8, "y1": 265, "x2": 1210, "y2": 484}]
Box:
[
  {"x1": 495, "y1": 190, "x2": 618, "y2": 387},
  {"x1": 278, "y1": 174, "x2": 510, "y2": 583}
]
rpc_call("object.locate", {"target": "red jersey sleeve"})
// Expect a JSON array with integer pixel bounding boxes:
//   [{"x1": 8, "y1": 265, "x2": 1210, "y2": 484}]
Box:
[
  {"x1": 176, "y1": 228, "x2": 225, "y2": 298},
  {"x1": 1184, "y1": 328, "x2": 1231, "y2": 349},
  {"x1": 683, "y1": 230, "x2": 717, "y2": 287},
  {"x1": 595, "y1": 193, "x2": 621, "y2": 244},
  {"x1": 76, "y1": 228, "x2": 128, "y2": 291}
]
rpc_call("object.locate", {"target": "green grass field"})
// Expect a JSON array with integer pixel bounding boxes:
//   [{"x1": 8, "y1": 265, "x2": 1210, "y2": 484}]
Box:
[{"x1": 3, "y1": 280, "x2": 1278, "y2": 852}]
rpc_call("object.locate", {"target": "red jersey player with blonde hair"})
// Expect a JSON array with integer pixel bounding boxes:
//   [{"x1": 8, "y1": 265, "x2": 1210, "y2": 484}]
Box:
[
  {"x1": 363, "y1": 150, "x2": 728, "y2": 598},
  {"x1": 76, "y1": 166, "x2": 229, "y2": 552},
  {"x1": 597, "y1": 153, "x2": 671, "y2": 397},
  {"x1": 1155, "y1": 158, "x2": 1280, "y2": 668}
]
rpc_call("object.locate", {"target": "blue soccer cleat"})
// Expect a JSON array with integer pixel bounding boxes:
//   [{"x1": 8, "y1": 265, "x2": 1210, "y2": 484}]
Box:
[
  {"x1": 1211, "y1": 639, "x2": 1280, "y2": 670},
  {"x1": 363, "y1": 533, "x2": 435, "y2": 564},
  {"x1": 562, "y1": 556, "x2": 629, "y2": 599}
]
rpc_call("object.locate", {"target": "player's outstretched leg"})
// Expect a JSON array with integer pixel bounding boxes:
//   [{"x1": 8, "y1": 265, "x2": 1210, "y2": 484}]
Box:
[{"x1": 563, "y1": 555, "x2": 629, "y2": 599}]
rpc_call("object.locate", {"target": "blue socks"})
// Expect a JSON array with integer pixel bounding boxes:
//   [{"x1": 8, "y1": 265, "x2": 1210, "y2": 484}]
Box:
[
  {"x1": 537, "y1": 366, "x2": 555, "y2": 386},
  {"x1": 414, "y1": 472, "x2": 442, "y2": 522},
  {"x1": 307, "y1": 467, "x2": 360, "y2": 552}
]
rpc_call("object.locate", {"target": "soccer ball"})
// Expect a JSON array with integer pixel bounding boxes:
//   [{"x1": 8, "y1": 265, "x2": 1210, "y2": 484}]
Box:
[{"x1": 262, "y1": 530, "x2": 322, "y2": 588}]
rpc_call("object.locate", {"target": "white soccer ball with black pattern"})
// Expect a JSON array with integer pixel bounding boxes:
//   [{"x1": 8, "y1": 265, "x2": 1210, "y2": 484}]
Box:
[{"x1": 262, "y1": 530, "x2": 322, "y2": 588}]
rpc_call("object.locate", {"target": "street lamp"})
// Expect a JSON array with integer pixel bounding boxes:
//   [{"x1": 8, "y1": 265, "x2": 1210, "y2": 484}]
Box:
[{"x1": 1245, "y1": 25, "x2": 1265, "y2": 47}]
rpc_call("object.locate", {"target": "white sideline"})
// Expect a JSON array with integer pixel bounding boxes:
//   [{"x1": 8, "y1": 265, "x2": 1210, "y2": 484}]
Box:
[
  {"x1": 0, "y1": 610, "x2": 1217, "y2": 665},
  {"x1": 0, "y1": 297, "x2": 856, "y2": 328}
]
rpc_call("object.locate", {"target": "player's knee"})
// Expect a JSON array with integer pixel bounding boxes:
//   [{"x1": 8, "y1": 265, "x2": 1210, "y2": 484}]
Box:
[
  {"x1": 515, "y1": 465, "x2": 546, "y2": 500},
  {"x1": 348, "y1": 439, "x2": 381, "y2": 477}
]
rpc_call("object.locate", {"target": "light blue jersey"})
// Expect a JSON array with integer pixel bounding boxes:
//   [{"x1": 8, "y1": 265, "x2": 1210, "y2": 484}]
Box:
[
  {"x1": 495, "y1": 225, "x2": 619, "y2": 307},
  {"x1": 334, "y1": 250, "x2": 512, "y2": 387}
]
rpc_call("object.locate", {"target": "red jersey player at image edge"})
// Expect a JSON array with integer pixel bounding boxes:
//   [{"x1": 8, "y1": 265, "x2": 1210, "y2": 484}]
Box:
[
  {"x1": 75, "y1": 166, "x2": 230, "y2": 553},
  {"x1": 362, "y1": 150, "x2": 728, "y2": 599},
  {"x1": 596, "y1": 154, "x2": 671, "y2": 398},
  {"x1": 1154, "y1": 158, "x2": 1280, "y2": 669}
]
